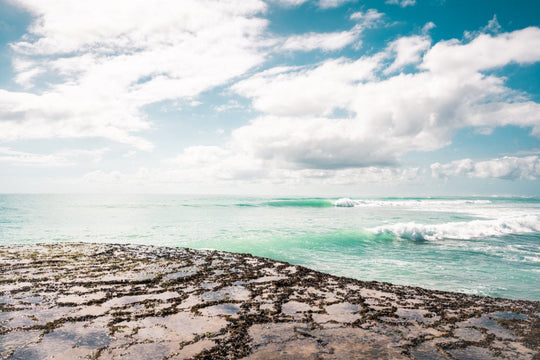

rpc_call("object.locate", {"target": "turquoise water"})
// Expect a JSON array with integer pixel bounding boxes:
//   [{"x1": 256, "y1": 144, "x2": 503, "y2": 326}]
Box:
[{"x1": 1, "y1": 194, "x2": 539, "y2": 300}]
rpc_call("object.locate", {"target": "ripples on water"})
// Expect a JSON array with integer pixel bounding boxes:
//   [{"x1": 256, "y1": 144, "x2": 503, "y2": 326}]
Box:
[{"x1": 0, "y1": 194, "x2": 539, "y2": 300}]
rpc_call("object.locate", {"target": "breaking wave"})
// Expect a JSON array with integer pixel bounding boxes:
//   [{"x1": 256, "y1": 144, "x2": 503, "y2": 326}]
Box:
[
  {"x1": 333, "y1": 198, "x2": 493, "y2": 208},
  {"x1": 368, "y1": 215, "x2": 540, "y2": 241},
  {"x1": 239, "y1": 197, "x2": 539, "y2": 209},
  {"x1": 333, "y1": 198, "x2": 358, "y2": 207}
]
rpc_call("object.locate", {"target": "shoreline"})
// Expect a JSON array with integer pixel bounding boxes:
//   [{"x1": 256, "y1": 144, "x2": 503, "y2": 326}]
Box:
[{"x1": 1, "y1": 242, "x2": 538, "y2": 359}]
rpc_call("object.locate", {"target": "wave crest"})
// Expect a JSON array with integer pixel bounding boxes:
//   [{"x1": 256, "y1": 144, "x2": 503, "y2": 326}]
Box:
[
  {"x1": 333, "y1": 198, "x2": 493, "y2": 208},
  {"x1": 369, "y1": 215, "x2": 540, "y2": 241},
  {"x1": 264, "y1": 199, "x2": 334, "y2": 208},
  {"x1": 334, "y1": 198, "x2": 359, "y2": 207}
]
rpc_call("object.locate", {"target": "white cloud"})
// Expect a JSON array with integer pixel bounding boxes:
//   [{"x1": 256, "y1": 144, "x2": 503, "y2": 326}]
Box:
[
  {"x1": 230, "y1": 28, "x2": 540, "y2": 170},
  {"x1": 0, "y1": 147, "x2": 72, "y2": 166},
  {"x1": 431, "y1": 156, "x2": 540, "y2": 180},
  {"x1": 279, "y1": 10, "x2": 385, "y2": 53},
  {"x1": 1, "y1": 0, "x2": 268, "y2": 148},
  {"x1": 281, "y1": 26, "x2": 361, "y2": 52},
  {"x1": 214, "y1": 100, "x2": 244, "y2": 112},
  {"x1": 231, "y1": 115, "x2": 401, "y2": 169},
  {"x1": 482, "y1": 15, "x2": 502, "y2": 34},
  {"x1": 79, "y1": 146, "x2": 420, "y2": 190},
  {"x1": 421, "y1": 27, "x2": 540, "y2": 74},
  {"x1": 0, "y1": 147, "x2": 109, "y2": 166},
  {"x1": 384, "y1": 35, "x2": 431, "y2": 74},
  {"x1": 269, "y1": 0, "x2": 355, "y2": 9},
  {"x1": 11, "y1": 58, "x2": 45, "y2": 88},
  {"x1": 322, "y1": 166, "x2": 420, "y2": 184},
  {"x1": 167, "y1": 146, "x2": 267, "y2": 181},
  {"x1": 76, "y1": 143, "x2": 418, "y2": 189},
  {"x1": 232, "y1": 56, "x2": 381, "y2": 116},
  {"x1": 268, "y1": 0, "x2": 309, "y2": 7},
  {"x1": 349, "y1": 9, "x2": 384, "y2": 25},
  {"x1": 509, "y1": 148, "x2": 540, "y2": 156},
  {"x1": 10, "y1": 0, "x2": 267, "y2": 55},
  {"x1": 465, "y1": 15, "x2": 502, "y2": 40},
  {"x1": 2, "y1": 2, "x2": 540, "y2": 191},
  {"x1": 83, "y1": 170, "x2": 125, "y2": 184},
  {"x1": 122, "y1": 150, "x2": 137, "y2": 158},
  {"x1": 318, "y1": 0, "x2": 356, "y2": 9},
  {"x1": 422, "y1": 22, "x2": 436, "y2": 34},
  {"x1": 385, "y1": 0, "x2": 416, "y2": 7},
  {"x1": 278, "y1": 8, "x2": 387, "y2": 53},
  {"x1": 0, "y1": 89, "x2": 153, "y2": 150}
]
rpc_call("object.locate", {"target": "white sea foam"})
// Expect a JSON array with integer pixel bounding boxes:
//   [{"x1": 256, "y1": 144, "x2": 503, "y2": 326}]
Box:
[
  {"x1": 368, "y1": 215, "x2": 540, "y2": 241},
  {"x1": 334, "y1": 198, "x2": 358, "y2": 207},
  {"x1": 334, "y1": 198, "x2": 492, "y2": 209}
]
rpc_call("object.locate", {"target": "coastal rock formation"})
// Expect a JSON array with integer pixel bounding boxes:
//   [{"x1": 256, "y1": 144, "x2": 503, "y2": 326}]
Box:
[{"x1": 0, "y1": 243, "x2": 538, "y2": 359}]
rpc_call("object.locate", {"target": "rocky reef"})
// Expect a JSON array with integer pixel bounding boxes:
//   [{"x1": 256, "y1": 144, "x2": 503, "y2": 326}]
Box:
[{"x1": 0, "y1": 243, "x2": 538, "y2": 359}]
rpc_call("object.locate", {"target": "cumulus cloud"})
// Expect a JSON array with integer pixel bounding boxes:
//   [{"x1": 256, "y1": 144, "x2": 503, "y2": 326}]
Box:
[
  {"x1": 231, "y1": 115, "x2": 400, "y2": 169},
  {"x1": 81, "y1": 146, "x2": 419, "y2": 190},
  {"x1": 73, "y1": 143, "x2": 420, "y2": 190},
  {"x1": 1, "y1": 0, "x2": 268, "y2": 148},
  {"x1": 421, "y1": 27, "x2": 540, "y2": 74},
  {"x1": 431, "y1": 156, "x2": 540, "y2": 180},
  {"x1": 230, "y1": 28, "x2": 540, "y2": 170},
  {"x1": 232, "y1": 56, "x2": 381, "y2": 116},
  {"x1": 168, "y1": 146, "x2": 268, "y2": 181},
  {"x1": 12, "y1": 58, "x2": 45, "y2": 88},
  {"x1": 3, "y1": 2, "x2": 540, "y2": 191},
  {"x1": 9, "y1": 0, "x2": 267, "y2": 55},
  {"x1": 384, "y1": 35, "x2": 431, "y2": 74},
  {"x1": 0, "y1": 88, "x2": 153, "y2": 149}
]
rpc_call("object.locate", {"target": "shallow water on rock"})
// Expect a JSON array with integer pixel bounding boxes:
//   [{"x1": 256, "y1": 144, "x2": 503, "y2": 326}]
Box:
[{"x1": 0, "y1": 243, "x2": 538, "y2": 359}]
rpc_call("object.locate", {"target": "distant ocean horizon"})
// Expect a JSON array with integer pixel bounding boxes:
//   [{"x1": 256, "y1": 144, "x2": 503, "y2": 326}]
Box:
[{"x1": 1, "y1": 194, "x2": 539, "y2": 301}]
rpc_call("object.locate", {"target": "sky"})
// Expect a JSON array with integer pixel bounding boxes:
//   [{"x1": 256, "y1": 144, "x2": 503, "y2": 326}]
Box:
[{"x1": 0, "y1": 0, "x2": 540, "y2": 196}]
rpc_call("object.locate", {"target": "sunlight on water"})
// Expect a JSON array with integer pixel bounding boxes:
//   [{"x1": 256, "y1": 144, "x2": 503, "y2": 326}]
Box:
[{"x1": 0, "y1": 194, "x2": 539, "y2": 300}]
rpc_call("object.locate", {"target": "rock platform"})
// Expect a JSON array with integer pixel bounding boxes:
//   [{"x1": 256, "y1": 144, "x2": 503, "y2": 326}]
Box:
[{"x1": 0, "y1": 243, "x2": 538, "y2": 359}]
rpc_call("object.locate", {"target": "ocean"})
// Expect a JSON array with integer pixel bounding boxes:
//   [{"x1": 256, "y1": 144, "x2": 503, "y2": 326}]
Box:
[{"x1": 0, "y1": 194, "x2": 539, "y2": 300}]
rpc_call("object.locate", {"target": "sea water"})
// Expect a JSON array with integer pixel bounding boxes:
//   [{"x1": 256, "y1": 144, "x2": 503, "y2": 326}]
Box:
[{"x1": 0, "y1": 194, "x2": 538, "y2": 300}]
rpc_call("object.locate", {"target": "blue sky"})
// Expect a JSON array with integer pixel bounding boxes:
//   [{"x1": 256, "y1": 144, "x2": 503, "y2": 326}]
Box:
[{"x1": 0, "y1": 0, "x2": 539, "y2": 196}]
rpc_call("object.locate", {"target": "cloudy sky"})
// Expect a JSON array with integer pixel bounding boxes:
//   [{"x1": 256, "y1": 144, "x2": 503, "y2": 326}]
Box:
[{"x1": 0, "y1": 0, "x2": 539, "y2": 195}]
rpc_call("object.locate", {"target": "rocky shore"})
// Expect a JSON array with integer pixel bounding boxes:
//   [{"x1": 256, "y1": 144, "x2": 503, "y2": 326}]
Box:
[{"x1": 0, "y1": 243, "x2": 538, "y2": 359}]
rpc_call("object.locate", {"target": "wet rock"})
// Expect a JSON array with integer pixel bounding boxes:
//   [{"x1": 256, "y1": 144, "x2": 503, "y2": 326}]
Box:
[
  {"x1": 446, "y1": 346, "x2": 497, "y2": 360},
  {"x1": 0, "y1": 243, "x2": 538, "y2": 359}
]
